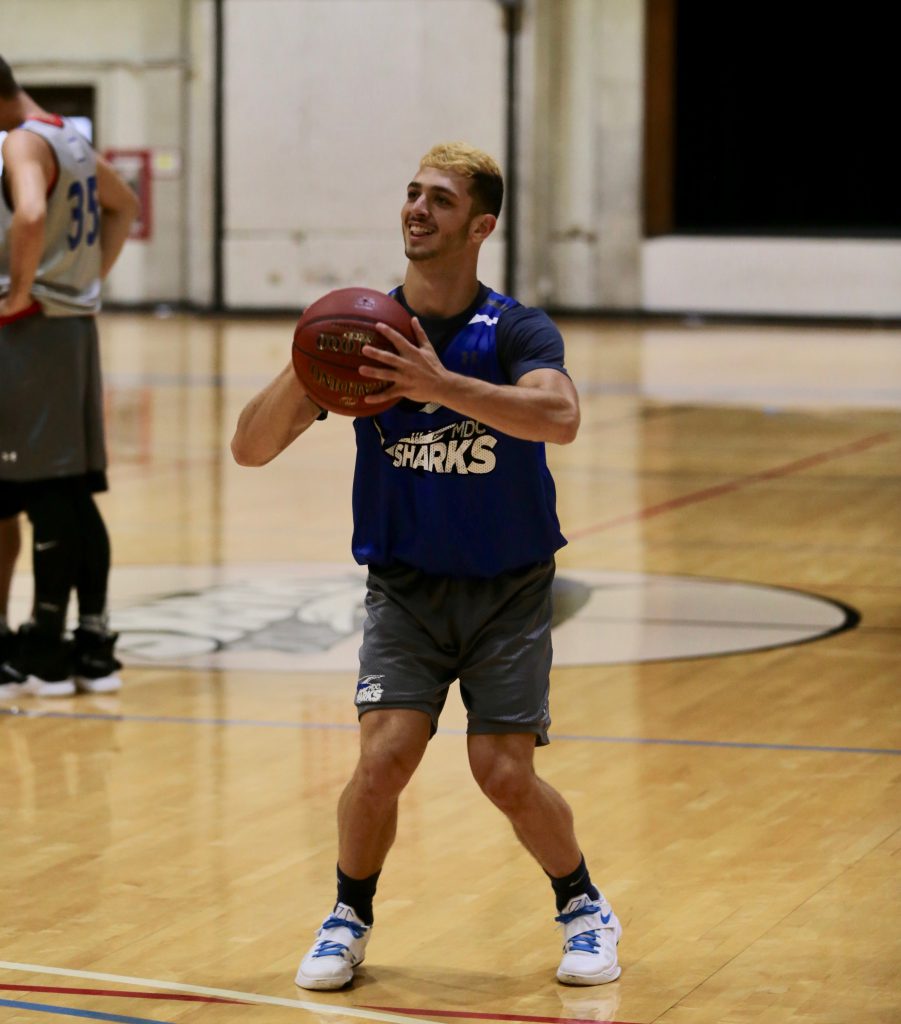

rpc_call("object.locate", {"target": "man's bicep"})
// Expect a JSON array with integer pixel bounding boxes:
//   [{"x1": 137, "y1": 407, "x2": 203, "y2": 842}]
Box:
[
  {"x1": 515, "y1": 366, "x2": 577, "y2": 396},
  {"x1": 3, "y1": 132, "x2": 52, "y2": 213}
]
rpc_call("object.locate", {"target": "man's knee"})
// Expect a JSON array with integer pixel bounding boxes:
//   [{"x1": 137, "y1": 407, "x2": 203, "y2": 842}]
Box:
[
  {"x1": 469, "y1": 741, "x2": 536, "y2": 812},
  {"x1": 355, "y1": 709, "x2": 431, "y2": 798}
]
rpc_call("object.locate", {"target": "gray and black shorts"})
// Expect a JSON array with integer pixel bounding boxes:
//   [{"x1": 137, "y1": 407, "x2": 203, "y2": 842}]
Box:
[
  {"x1": 356, "y1": 559, "x2": 555, "y2": 745},
  {"x1": 0, "y1": 313, "x2": 107, "y2": 484}
]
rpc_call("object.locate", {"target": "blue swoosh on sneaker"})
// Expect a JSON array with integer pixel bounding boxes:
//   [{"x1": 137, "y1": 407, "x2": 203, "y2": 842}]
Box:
[{"x1": 601, "y1": 911, "x2": 612, "y2": 924}]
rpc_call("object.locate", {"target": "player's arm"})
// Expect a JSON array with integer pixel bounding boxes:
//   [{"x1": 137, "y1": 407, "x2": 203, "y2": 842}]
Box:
[
  {"x1": 361, "y1": 318, "x2": 580, "y2": 444},
  {"x1": 231, "y1": 363, "x2": 324, "y2": 466},
  {"x1": 0, "y1": 129, "x2": 52, "y2": 316},
  {"x1": 95, "y1": 152, "x2": 140, "y2": 278}
]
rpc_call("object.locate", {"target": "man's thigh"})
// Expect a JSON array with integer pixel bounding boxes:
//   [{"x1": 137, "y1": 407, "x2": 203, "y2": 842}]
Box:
[
  {"x1": 458, "y1": 560, "x2": 555, "y2": 745},
  {"x1": 356, "y1": 567, "x2": 457, "y2": 732}
]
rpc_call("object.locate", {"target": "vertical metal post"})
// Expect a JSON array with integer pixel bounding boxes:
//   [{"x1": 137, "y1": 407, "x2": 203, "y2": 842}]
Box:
[
  {"x1": 499, "y1": 0, "x2": 523, "y2": 296},
  {"x1": 212, "y1": 0, "x2": 225, "y2": 311}
]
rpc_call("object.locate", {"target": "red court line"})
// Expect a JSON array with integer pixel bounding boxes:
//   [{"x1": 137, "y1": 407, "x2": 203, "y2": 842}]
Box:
[
  {"x1": 362, "y1": 1006, "x2": 640, "y2": 1024},
  {"x1": 567, "y1": 431, "x2": 895, "y2": 541},
  {"x1": 0, "y1": 983, "x2": 245, "y2": 1004}
]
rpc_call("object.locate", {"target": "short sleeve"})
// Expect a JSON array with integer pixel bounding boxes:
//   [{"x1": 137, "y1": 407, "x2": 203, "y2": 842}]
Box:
[{"x1": 496, "y1": 305, "x2": 569, "y2": 384}]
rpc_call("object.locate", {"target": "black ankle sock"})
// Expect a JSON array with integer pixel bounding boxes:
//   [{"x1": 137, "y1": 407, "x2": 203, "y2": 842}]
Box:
[
  {"x1": 336, "y1": 865, "x2": 381, "y2": 925},
  {"x1": 549, "y1": 855, "x2": 600, "y2": 912}
]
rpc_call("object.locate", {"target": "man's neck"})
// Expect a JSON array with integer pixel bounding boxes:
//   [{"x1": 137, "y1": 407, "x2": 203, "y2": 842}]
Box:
[
  {"x1": 3, "y1": 94, "x2": 51, "y2": 129},
  {"x1": 402, "y1": 262, "x2": 481, "y2": 320},
  {"x1": 21, "y1": 98, "x2": 49, "y2": 121}
]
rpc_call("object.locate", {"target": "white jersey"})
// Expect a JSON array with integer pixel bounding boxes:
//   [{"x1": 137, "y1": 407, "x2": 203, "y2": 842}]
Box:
[{"x1": 0, "y1": 115, "x2": 102, "y2": 316}]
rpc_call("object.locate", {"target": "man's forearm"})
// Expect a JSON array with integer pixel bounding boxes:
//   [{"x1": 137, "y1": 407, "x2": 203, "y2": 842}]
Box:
[
  {"x1": 231, "y1": 364, "x2": 322, "y2": 466},
  {"x1": 99, "y1": 209, "x2": 136, "y2": 279},
  {"x1": 440, "y1": 375, "x2": 579, "y2": 444},
  {"x1": 5, "y1": 211, "x2": 44, "y2": 305}
]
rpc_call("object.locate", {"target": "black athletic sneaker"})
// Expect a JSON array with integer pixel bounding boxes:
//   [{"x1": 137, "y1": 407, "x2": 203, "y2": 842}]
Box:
[
  {"x1": 73, "y1": 627, "x2": 123, "y2": 694},
  {"x1": 1, "y1": 622, "x2": 75, "y2": 697}
]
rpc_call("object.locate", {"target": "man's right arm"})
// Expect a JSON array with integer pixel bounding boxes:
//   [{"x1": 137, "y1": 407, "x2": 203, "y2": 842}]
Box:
[
  {"x1": 0, "y1": 129, "x2": 52, "y2": 316},
  {"x1": 231, "y1": 363, "x2": 323, "y2": 466}
]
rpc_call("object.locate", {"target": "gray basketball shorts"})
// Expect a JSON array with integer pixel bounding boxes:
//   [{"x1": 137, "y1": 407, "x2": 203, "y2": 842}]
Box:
[
  {"x1": 356, "y1": 559, "x2": 555, "y2": 745},
  {"x1": 0, "y1": 313, "x2": 107, "y2": 482}
]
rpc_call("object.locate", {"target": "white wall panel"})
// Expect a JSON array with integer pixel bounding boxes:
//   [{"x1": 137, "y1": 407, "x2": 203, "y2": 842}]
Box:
[
  {"x1": 643, "y1": 238, "x2": 901, "y2": 318},
  {"x1": 223, "y1": 0, "x2": 506, "y2": 308}
]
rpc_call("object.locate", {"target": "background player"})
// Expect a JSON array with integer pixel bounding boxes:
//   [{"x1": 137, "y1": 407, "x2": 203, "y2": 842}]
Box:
[{"x1": 0, "y1": 54, "x2": 139, "y2": 697}]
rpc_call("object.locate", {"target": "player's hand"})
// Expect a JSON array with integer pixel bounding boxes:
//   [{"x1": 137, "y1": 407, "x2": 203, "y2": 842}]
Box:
[
  {"x1": 0, "y1": 292, "x2": 34, "y2": 321},
  {"x1": 360, "y1": 317, "x2": 452, "y2": 404}
]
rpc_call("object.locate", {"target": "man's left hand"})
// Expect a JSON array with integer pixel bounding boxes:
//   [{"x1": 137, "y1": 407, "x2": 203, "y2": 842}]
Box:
[{"x1": 360, "y1": 317, "x2": 451, "y2": 404}]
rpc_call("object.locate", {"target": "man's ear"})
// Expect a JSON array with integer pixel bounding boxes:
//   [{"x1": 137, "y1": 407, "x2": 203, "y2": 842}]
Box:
[{"x1": 470, "y1": 213, "x2": 497, "y2": 243}]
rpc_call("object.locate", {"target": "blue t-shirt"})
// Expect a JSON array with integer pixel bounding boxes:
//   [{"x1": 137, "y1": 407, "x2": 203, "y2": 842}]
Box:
[
  {"x1": 406, "y1": 282, "x2": 567, "y2": 381},
  {"x1": 350, "y1": 284, "x2": 568, "y2": 577}
]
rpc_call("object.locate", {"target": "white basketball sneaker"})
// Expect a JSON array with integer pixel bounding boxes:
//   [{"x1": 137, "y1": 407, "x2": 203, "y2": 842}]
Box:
[
  {"x1": 295, "y1": 902, "x2": 372, "y2": 990},
  {"x1": 556, "y1": 892, "x2": 622, "y2": 986}
]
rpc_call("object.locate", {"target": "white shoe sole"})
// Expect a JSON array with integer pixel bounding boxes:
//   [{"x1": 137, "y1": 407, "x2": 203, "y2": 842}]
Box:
[
  {"x1": 22, "y1": 676, "x2": 76, "y2": 697},
  {"x1": 75, "y1": 673, "x2": 122, "y2": 694},
  {"x1": 557, "y1": 962, "x2": 622, "y2": 986},
  {"x1": 294, "y1": 964, "x2": 355, "y2": 990}
]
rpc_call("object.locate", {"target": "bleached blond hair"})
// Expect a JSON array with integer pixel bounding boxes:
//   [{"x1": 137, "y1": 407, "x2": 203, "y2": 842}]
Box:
[{"x1": 419, "y1": 142, "x2": 504, "y2": 217}]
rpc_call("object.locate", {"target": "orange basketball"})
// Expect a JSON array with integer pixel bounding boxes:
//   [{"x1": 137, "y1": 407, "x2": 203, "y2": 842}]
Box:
[{"x1": 291, "y1": 287, "x2": 413, "y2": 416}]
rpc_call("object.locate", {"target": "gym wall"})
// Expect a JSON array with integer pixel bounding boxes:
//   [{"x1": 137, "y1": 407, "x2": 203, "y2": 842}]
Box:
[{"x1": 2, "y1": 0, "x2": 897, "y2": 317}]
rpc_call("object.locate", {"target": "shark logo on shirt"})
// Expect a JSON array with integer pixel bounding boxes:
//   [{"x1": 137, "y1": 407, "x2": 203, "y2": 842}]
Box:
[{"x1": 373, "y1": 418, "x2": 498, "y2": 475}]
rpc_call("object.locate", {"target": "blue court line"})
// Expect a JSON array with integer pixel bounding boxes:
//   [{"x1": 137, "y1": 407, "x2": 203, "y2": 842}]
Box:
[
  {"x1": 1, "y1": 706, "x2": 898, "y2": 756},
  {"x1": 549, "y1": 733, "x2": 901, "y2": 756},
  {"x1": 0, "y1": 997, "x2": 172, "y2": 1023}
]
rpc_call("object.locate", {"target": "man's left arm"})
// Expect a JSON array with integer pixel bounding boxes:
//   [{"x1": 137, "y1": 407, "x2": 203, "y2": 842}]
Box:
[
  {"x1": 360, "y1": 316, "x2": 580, "y2": 445},
  {"x1": 95, "y1": 152, "x2": 140, "y2": 278}
]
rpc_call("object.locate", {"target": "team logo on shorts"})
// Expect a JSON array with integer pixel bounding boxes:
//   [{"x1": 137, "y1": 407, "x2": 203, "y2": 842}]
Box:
[{"x1": 355, "y1": 674, "x2": 385, "y2": 704}]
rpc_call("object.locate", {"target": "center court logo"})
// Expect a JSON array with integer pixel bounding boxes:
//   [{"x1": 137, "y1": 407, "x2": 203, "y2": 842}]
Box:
[{"x1": 105, "y1": 563, "x2": 856, "y2": 672}]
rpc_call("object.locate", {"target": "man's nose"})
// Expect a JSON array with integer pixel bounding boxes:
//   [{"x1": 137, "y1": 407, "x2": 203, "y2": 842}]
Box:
[{"x1": 409, "y1": 194, "x2": 429, "y2": 215}]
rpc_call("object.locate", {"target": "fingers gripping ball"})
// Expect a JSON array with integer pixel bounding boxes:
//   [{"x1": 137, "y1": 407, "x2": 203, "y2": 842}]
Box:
[{"x1": 292, "y1": 287, "x2": 413, "y2": 416}]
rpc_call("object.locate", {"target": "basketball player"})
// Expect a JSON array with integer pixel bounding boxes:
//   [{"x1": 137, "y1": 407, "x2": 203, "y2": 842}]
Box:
[
  {"x1": 231, "y1": 142, "x2": 622, "y2": 989},
  {"x1": 0, "y1": 56, "x2": 139, "y2": 697}
]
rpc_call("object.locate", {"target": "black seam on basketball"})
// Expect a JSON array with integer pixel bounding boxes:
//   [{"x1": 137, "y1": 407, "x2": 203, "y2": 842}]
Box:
[{"x1": 291, "y1": 344, "x2": 393, "y2": 375}]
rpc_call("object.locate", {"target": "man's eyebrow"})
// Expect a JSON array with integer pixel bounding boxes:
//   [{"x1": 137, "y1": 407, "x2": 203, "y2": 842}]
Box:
[{"x1": 407, "y1": 180, "x2": 459, "y2": 199}]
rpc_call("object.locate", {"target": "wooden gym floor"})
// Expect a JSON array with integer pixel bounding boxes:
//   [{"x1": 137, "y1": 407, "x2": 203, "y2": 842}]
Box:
[{"x1": 1, "y1": 312, "x2": 899, "y2": 1024}]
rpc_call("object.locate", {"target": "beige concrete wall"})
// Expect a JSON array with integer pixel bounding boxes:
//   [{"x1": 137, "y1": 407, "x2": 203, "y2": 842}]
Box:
[
  {"x1": 4, "y1": 0, "x2": 895, "y2": 315},
  {"x1": 221, "y1": 0, "x2": 506, "y2": 309},
  {"x1": 519, "y1": 0, "x2": 644, "y2": 309}
]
